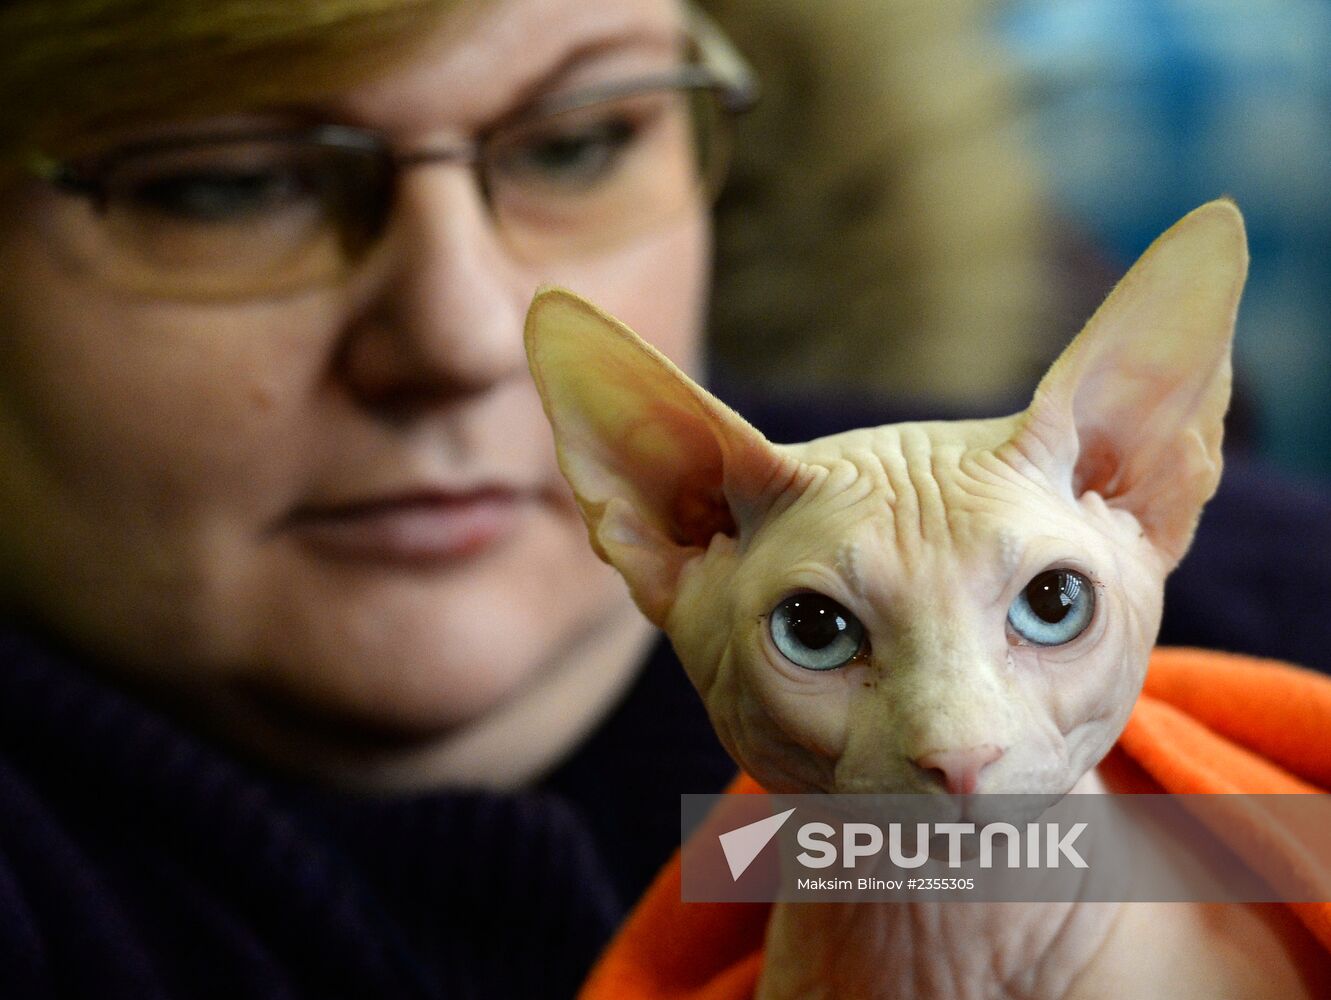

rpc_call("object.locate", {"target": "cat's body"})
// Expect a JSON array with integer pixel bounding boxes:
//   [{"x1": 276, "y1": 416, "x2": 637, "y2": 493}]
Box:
[
  {"x1": 525, "y1": 201, "x2": 1329, "y2": 996},
  {"x1": 760, "y1": 892, "x2": 1324, "y2": 999}
]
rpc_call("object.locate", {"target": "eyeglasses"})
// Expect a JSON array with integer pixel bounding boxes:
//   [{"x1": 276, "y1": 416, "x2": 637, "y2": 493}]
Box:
[{"x1": 27, "y1": 6, "x2": 757, "y2": 301}]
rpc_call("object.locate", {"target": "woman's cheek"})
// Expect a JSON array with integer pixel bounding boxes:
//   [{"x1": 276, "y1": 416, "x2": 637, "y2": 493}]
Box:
[{"x1": 545, "y1": 205, "x2": 710, "y2": 374}]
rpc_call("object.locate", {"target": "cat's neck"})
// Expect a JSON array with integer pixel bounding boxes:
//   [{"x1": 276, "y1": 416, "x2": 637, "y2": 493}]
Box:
[
  {"x1": 758, "y1": 895, "x2": 1118, "y2": 1000},
  {"x1": 758, "y1": 767, "x2": 1112, "y2": 1000}
]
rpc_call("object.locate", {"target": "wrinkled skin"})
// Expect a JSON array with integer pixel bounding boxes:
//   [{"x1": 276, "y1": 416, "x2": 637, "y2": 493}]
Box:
[
  {"x1": 667, "y1": 413, "x2": 1159, "y2": 802},
  {"x1": 528, "y1": 202, "x2": 1331, "y2": 997}
]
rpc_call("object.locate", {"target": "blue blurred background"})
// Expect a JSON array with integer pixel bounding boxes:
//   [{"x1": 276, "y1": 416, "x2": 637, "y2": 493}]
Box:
[{"x1": 996, "y1": 0, "x2": 1331, "y2": 483}]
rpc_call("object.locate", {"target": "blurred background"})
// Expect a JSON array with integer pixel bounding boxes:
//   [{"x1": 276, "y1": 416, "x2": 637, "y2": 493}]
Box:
[{"x1": 699, "y1": 0, "x2": 1331, "y2": 484}]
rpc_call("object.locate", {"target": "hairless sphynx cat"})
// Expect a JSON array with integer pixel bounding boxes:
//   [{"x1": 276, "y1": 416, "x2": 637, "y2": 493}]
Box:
[{"x1": 526, "y1": 202, "x2": 1328, "y2": 998}]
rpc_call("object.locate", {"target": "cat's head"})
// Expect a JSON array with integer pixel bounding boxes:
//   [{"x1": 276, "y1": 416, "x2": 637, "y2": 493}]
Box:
[{"x1": 525, "y1": 201, "x2": 1246, "y2": 797}]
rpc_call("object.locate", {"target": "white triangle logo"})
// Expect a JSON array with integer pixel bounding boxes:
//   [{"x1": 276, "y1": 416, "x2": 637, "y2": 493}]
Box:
[{"x1": 718, "y1": 807, "x2": 796, "y2": 881}]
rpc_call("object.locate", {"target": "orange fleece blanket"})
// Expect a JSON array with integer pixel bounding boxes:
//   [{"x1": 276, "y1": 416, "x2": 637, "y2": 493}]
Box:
[{"x1": 580, "y1": 648, "x2": 1331, "y2": 1000}]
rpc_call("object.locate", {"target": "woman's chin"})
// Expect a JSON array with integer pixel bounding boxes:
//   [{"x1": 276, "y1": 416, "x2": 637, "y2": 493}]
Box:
[{"x1": 201, "y1": 599, "x2": 649, "y2": 790}]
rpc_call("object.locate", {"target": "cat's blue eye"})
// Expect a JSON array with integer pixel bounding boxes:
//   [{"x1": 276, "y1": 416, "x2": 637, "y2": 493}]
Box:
[
  {"x1": 769, "y1": 592, "x2": 865, "y2": 671},
  {"x1": 1007, "y1": 569, "x2": 1094, "y2": 646}
]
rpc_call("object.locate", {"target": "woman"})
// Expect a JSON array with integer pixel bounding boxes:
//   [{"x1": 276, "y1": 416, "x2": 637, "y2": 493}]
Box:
[
  {"x1": 0, "y1": 0, "x2": 1328, "y2": 997},
  {"x1": 0, "y1": 0, "x2": 749, "y2": 995}
]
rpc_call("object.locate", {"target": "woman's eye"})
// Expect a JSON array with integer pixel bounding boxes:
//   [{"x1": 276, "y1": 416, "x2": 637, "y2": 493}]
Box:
[
  {"x1": 769, "y1": 592, "x2": 866, "y2": 671},
  {"x1": 122, "y1": 168, "x2": 311, "y2": 222},
  {"x1": 500, "y1": 116, "x2": 638, "y2": 189},
  {"x1": 1007, "y1": 569, "x2": 1095, "y2": 646}
]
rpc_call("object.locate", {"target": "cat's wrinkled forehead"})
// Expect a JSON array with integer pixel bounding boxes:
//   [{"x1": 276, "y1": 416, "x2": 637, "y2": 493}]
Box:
[
  {"x1": 788, "y1": 415, "x2": 1047, "y2": 547},
  {"x1": 748, "y1": 413, "x2": 1083, "y2": 608}
]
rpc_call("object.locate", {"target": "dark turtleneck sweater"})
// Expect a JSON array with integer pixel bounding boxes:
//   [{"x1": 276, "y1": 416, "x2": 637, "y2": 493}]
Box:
[
  {"x1": 1, "y1": 394, "x2": 1328, "y2": 999},
  {"x1": 0, "y1": 623, "x2": 734, "y2": 1000}
]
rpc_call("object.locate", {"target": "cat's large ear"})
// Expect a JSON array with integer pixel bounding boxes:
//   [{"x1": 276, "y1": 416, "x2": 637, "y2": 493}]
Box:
[
  {"x1": 525, "y1": 288, "x2": 802, "y2": 625},
  {"x1": 1014, "y1": 199, "x2": 1248, "y2": 567}
]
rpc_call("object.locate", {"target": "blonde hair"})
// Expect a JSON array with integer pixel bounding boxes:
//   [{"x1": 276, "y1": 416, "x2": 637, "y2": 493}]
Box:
[
  {"x1": 0, "y1": 0, "x2": 455, "y2": 169},
  {"x1": 698, "y1": 0, "x2": 1055, "y2": 405}
]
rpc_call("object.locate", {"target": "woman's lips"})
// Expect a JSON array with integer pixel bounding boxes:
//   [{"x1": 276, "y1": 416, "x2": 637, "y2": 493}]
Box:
[{"x1": 284, "y1": 488, "x2": 525, "y2": 565}]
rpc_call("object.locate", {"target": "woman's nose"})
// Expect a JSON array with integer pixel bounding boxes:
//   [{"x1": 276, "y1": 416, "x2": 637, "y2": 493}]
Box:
[{"x1": 334, "y1": 167, "x2": 529, "y2": 413}]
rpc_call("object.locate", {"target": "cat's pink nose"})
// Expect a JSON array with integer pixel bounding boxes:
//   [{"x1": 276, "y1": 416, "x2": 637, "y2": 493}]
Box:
[{"x1": 913, "y1": 744, "x2": 1004, "y2": 795}]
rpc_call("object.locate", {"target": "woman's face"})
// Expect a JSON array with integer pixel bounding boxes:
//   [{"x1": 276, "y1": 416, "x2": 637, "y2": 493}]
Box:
[{"x1": 0, "y1": 0, "x2": 709, "y2": 777}]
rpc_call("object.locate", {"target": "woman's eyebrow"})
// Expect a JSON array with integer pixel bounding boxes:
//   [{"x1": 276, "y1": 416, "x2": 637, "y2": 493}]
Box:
[
  {"x1": 251, "y1": 20, "x2": 686, "y2": 143},
  {"x1": 513, "y1": 28, "x2": 683, "y2": 104},
  {"x1": 302, "y1": 25, "x2": 683, "y2": 130},
  {"x1": 453, "y1": 31, "x2": 684, "y2": 135}
]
